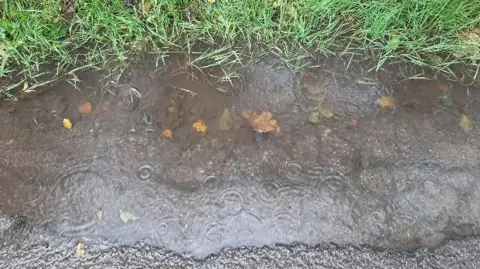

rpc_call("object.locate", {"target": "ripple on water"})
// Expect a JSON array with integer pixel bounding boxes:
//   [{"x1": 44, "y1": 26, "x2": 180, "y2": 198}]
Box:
[
  {"x1": 285, "y1": 162, "x2": 303, "y2": 181},
  {"x1": 216, "y1": 188, "x2": 246, "y2": 218},
  {"x1": 305, "y1": 165, "x2": 329, "y2": 181},
  {"x1": 201, "y1": 175, "x2": 225, "y2": 194},
  {"x1": 44, "y1": 157, "x2": 125, "y2": 237},
  {"x1": 136, "y1": 164, "x2": 154, "y2": 181}
]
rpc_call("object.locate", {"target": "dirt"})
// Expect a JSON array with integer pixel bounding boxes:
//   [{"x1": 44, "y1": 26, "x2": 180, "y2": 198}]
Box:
[{"x1": 0, "y1": 54, "x2": 479, "y2": 258}]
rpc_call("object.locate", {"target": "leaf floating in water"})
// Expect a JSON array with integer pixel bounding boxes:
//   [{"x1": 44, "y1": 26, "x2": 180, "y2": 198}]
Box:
[
  {"x1": 242, "y1": 110, "x2": 280, "y2": 133},
  {"x1": 376, "y1": 96, "x2": 395, "y2": 111},
  {"x1": 76, "y1": 242, "x2": 85, "y2": 258},
  {"x1": 119, "y1": 210, "x2": 138, "y2": 223},
  {"x1": 318, "y1": 106, "x2": 334, "y2": 118},
  {"x1": 162, "y1": 129, "x2": 174, "y2": 139},
  {"x1": 219, "y1": 108, "x2": 232, "y2": 131},
  {"x1": 63, "y1": 118, "x2": 72, "y2": 130},
  {"x1": 78, "y1": 101, "x2": 92, "y2": 114},
  {"x1": 192, "y1": 120, "x2": 208, "y2": 136},
  {"x1": 460, "y1": 114, "x2": 472, "y2": 132}
]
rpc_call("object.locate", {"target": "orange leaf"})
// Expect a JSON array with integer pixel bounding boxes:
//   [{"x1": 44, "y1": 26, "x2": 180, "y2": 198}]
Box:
[
  {"x1": 78, "y1": 101, "x2": 92, "y2": 114},
  {"x1": 192, "y1": 120, "x2": 208, "y2": 136},
  {"x1": 162, "y1": 129, "x2": 174, "y2": 139},
  {"x1": 242, "y1": 110, "x2": 280, "y2": 133}
]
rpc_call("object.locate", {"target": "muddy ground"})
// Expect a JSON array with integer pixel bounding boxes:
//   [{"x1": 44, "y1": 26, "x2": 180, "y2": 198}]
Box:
[{"x1": 0, "y1": 55, "x2": 479, "y2": 262}]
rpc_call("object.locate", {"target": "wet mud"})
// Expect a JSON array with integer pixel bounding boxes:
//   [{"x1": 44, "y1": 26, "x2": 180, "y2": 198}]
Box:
[{"x1": 0, "y1": 55, "x2": 479, "y2": 259}]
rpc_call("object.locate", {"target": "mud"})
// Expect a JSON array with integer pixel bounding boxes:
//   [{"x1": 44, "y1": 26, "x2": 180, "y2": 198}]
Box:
[{"x1": 0, "y1": 55, "x2": 479, "y2": 260}]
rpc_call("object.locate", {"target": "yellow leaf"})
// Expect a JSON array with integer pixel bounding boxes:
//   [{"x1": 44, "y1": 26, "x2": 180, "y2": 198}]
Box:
[
  {"x1": 63, "y1": 118, "x2": 72, "y2": 130},
  {"x1": 207, "y1": 0, "x2": 216, "y2": 3},
  {"x1": 376, "y1": 96, "x2": 395, "y2": 110},
  {"x1": 192, "y1": 120, "x2": 208, "y2": 135},
  {"x1": 162, "y1": 129, "x2": 174, "y2": 139},
  {"x1": 460, "y1": 114, "x2": 472, "y2": 132}
]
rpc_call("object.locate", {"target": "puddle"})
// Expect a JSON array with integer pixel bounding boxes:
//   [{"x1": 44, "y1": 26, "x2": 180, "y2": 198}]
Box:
[{"x1": 0, "y1": 55, "x2": 479, "y2": 258}]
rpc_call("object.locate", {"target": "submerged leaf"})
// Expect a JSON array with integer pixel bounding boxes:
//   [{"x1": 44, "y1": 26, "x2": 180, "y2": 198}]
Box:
[
  {"x1": 63, "y1": 118, "x2": 72, "y2": 130},
  {"x1": 192, "y1": 120, "x2": 208, "y2": 135},
  {"x1": 242, "y1": 110, "x2": 280, "y2": 133},
  {"x1": 376, "y1": 96, "x2": 395, "y2": 110},
  {"x1": 460, "y1": 114, "x2": 472, "y2": 132},
  {"x1": 318, "y1": 106, "x2": 334, "y2": 118},
  {"x1": 119, "y1": 210, "x2": 138, "y2": 223},
  {"x1": 78, "y1": 101, "x2": 92, "y2": 114},
  {"x1": 162, "y1": 129, "x2": 174, "y2": 139},
  {"x1": 308, "y1": 111, "x2": 320, "y2": 124},
  {"x1": 219, "y1": 108, "x2": 232, "y2": 131}
]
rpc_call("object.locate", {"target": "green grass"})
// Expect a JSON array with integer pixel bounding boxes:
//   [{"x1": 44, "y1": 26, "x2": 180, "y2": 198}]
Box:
[{"x1": 1, "y1": 0, "x2": 480, "y2": 98}]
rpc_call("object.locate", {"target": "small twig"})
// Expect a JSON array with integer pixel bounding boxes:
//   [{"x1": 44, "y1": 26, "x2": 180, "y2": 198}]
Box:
[{"x1": 170, "y1": 84, "x2": 198, "y2": 97}]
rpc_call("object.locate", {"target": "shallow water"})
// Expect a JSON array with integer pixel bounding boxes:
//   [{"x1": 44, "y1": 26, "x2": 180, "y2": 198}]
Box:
[{"x1": 0, "y1": 55, "x2": 479, "y2": 258}]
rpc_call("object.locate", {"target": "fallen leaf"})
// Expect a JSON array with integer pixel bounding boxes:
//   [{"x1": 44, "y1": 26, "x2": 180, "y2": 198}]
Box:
[
  {"x1": 97, "y1": 211, "x2": 103, "y2": 220},
  {"x1": 219, "y1": 108, "x2": 232, "y2": 131},
  {"x1": 76, "y1": 242, "x2": 85, "y2": 258},
  {"x1": 308, "y1": 111, "x2": 320, "y2": 124},
  {"x1": 460, "y1": 114, "x2": 472, "y2": 132},
  {"x1": 242, "y1": 110, "x2": 280, "y2": 133},
  {"x1": 323, "y1": 128, "x2": 332, "y2": 137},
  {"x1": 318, "y1": 106, "x2": 334, "y2": 118},
  {"x1": 376, "y1": 96, "x2": 395, "y2": 110},
  {"x1": 119, "y1": 210, "x2": 138, "y2": 223},
  {"x1": 63, "y1": 118, "x2": 72, "y2": 130},
  {"x1": 162, "y1": 129, "x2": 174, "y2": 139},
  {"x1": 78, "y1": 101, "x2": 92, "y2": 114},
  {"x1": 192, "y1": 120, "x2": 208, "y2": 136},
  {"x1": 167, "y1": 106, "x2": 176, "y2": 115}
]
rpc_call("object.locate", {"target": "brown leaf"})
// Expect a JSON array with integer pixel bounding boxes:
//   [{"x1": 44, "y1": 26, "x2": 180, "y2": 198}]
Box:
[
  {"x1": 78, "y1": 101, "x2": 92, "y2": 114},
  {"x1": 162, "y1": 129, "x2": 174, "y2": 139},
  {"x1": 242, "y1": 110, "x2": 280, "y2": 133}
]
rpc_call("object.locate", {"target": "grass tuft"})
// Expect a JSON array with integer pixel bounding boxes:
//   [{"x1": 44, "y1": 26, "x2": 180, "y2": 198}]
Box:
[{"x1": 0, "y1": 0, "x2": 480, "y2": 98}]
